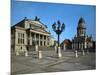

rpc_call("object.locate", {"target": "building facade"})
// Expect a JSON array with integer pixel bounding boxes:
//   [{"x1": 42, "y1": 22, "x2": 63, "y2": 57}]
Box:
[
  {"x1": 61, "y1": 39, "x2": 72, "y2": 50},
  {"x1": 49, "y1": 36, "x2": 56, "y2": 46},
  {"x1": 72, "y1": 17, "x2": 93, "y2": 51},
  {"x1": 11, "y1": 17, "x2": 51, "y2": 53}
]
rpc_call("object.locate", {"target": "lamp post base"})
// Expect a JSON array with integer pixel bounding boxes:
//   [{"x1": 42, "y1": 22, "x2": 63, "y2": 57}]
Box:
[{"x1": 58, "y1": 47, "x2": 62, "y2": 58}]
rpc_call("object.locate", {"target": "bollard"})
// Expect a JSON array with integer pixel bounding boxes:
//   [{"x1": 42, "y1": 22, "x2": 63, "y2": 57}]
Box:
[
  {"x1": 35, "y1": 45, "x2": 38, "y2": 52},
  {"x1": 75, "y1": 50, "x2": 78, "y2": 58},
  {"x1": 63, "y1": 44, "x2": 66, "y2": 51},
  {"x1": 82, "y1": 50, "x2": 85, "y2": 56},
  {"x1": 58, "y1": 47, "x2": 62, "y2": 58},
  {"x1": 38, "y1": 51, "x2": 42, "y2": 59},
  {"x1": 87, "y1": 50, "x2": 89, "y2": 55},
  {"x1": 16, "y1": 51, "x2": 19, "y2": 56},
  {"x1": 55, "y1": 46, "x2": 57, "y2": 52},
  {"x1": 25, "y1": 51, "x2": 28, "y2": 56}
]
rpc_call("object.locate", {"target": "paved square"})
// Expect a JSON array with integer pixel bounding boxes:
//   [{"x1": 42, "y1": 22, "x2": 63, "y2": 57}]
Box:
[{"x1": 11, "y1": 50, "x2": 96, "y2": 75}]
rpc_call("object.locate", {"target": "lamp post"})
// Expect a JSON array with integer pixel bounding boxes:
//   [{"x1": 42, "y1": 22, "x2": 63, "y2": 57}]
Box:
[{"x1": 52, "y1": 20, "x2": 65, "y2": 55}]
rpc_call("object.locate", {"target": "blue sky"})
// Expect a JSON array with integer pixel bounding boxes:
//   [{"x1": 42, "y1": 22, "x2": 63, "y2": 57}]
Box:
[{"x1": 11, "y1": 0, "x2": 96, "y2": 42}]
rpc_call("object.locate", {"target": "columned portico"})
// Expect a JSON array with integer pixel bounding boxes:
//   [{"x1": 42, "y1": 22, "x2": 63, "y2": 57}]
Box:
[{"x1": 29, "y1": 31, "x2": 50, "y2": 47}]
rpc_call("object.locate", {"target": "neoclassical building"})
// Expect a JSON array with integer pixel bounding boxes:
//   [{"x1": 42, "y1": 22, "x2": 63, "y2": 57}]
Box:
[
  {"x1": 72, "y1": 17, "x2": 93, "y2": 50},
  {"x1": 11, "y1": 16, "x2": 51, "y2": 53}
]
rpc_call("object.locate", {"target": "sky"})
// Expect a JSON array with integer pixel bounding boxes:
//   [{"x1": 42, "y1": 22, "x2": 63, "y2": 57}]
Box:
[{"x1": 11, "y1": 0, "x2": 96, "y2": 43}]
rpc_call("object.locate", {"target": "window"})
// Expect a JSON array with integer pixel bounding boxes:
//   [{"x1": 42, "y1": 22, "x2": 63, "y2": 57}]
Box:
[
  {"x1": 40, "y1": 41, "x2": 42, "y2": 46},
  {"x1": 18, "y1": 38, "x2": 20, "y2": 44},
  {"x1": 44, "y1": 41, "x2": 45, "y2": 46},
  {"x1": 18, "y1": 33, "x2": 25, "y2": 44},
  {"x1": 40, "y1": 35, "x2": 42, "y2": 40},
  {"x1": 22, "y1": 33, "x2": 24, "y2": 44},
  {"x1": 23, "y1": 39, "x2": 24, "y2": 44},
  {"x1": 37, "y1": 41, "x2": 39, "y2": 45},
  {"x1": 18, "y1": 33, "x2": 20, "y2": 44},
  {"x1": 48, "y1": 42, "x2": 49, "y2": 45},
  {"x1": 44, "y1": 36, "x2": 46, "y2": 40},
  {"x1": 30, "y1": 24, "x2": 31, "y2": 28},
  {"x1": 23, "y1": 33, "x2": 24, "y2": 38},
  {"x1": 28, "y1": 40, "x2": 30, "y2": 45}
]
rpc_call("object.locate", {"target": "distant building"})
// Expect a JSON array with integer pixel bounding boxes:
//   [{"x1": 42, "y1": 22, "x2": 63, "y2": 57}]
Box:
[
  {"x1": 61, "y1": 39, "x2": 72, "y2": 50},
  {"x1": 11, "y1": 16, "x2": 51, "y2": 53},
  {"x1": 49, "y1": 36, "x2": 56, "y2": 46},
  {"x1": 72, "y1": 17, "x2": 93, "y2": 50}
]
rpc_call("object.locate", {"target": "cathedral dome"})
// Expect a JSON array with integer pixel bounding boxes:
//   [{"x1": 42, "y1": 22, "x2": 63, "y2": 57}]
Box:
[{"x1": 77, "y1": 17, "x2": 86, "y2": 29}]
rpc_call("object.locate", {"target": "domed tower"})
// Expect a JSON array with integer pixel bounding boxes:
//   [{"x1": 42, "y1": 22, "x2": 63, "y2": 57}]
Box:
[{"x1": 77, "y1": 17, "x2": 86, "y2": 37}]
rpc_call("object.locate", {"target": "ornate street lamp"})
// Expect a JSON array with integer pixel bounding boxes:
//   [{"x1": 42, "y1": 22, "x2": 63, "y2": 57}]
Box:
[{"x1": 52, "y1": 20, "x2": 65, "y2": 55}]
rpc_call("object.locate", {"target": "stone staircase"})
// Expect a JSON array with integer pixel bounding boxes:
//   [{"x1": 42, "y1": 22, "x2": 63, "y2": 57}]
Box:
[
  {"x1": 38, "y1": 46, "x2": 55, "y2": 51},
  {"x1": 28, "y1": 46, "x2": 55, "y2": 51}
]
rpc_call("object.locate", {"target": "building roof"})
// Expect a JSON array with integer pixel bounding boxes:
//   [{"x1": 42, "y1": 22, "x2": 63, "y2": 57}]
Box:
[
  {"x1": 78, "y1": 17, "x2": 85, "y2": 24},
  {"x1": 61, "y1": 39, "x2": 72, "y2": 45},
  {"x1": 11, "y1": 17, "x2": 50, "y2": 35},
  {"x1": 12, "y1": 16, "x2": 48, "y2": 29},
  {"x1": 77, "y1": 17, "x2": 86, "y2": 29}
]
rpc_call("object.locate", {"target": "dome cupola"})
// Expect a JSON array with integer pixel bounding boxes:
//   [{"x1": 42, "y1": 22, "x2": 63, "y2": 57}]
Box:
[
  {"x1": 77, "y1": 17, "x2": 86, "y2": 29},
  {"x1": 77, "y1": 17, "x2": 86, "y2": 37}
]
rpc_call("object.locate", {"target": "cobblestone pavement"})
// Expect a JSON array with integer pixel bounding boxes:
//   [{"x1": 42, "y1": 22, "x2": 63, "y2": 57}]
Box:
[{"x1": 11, "y1": 50, "x2": 96, "y2": 75}]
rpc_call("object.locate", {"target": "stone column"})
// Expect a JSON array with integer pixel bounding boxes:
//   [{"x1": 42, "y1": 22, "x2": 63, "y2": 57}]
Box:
[
  {"x1": 42, "y1": 35, "x2": 44, "y2": 46},
  {"x1": 34, "y1": 33, "x2": 36, "y2": 42},
  {"x1": 46, "y1": 36, "x2": 47, "y2": 46},
  {"x1": 84, "y1": 42, "x2": 87, "y2": 49},
  {"x1": 39, "y1": 34, "x2": 40, "y2": 46},
  {"x1": 25, "y1": 32, "x2": 27, "y2": 45},
  {"x1": 34, "y1": 33, "x2": 36, "y2": 52},
  {"x1": 81, "y1": 43, "x2": 83, "y2": 50},
  {"x1": 30, "y1": 32, "x2": 32, "y2": 45}
]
